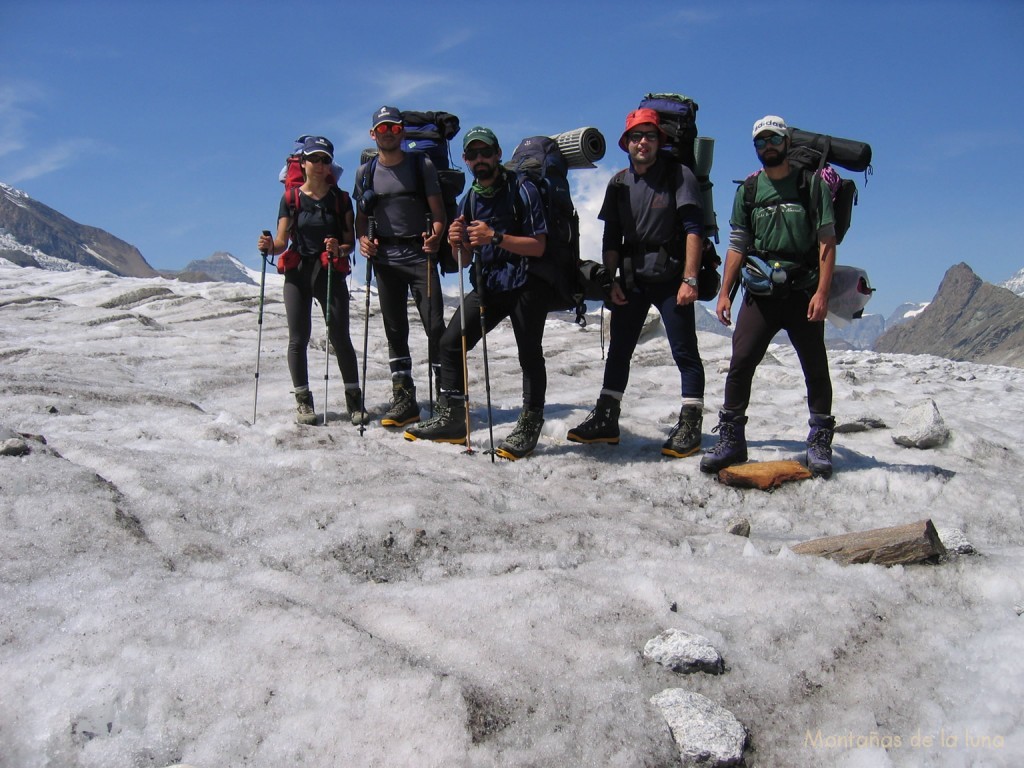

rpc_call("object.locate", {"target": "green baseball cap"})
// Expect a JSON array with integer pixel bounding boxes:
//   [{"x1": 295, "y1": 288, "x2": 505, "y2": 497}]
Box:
[{"x1": 463, "y1": 126, "x2": 499, "y2": 150}]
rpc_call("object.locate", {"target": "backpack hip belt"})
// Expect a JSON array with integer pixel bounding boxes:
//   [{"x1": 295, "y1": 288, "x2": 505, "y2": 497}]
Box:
[
  {"x1": 376, "y1": 235, "x2": 423, "y2": 247},
  {"x1": 741, "y1": 251, "x2": 819, "y2": 297}
]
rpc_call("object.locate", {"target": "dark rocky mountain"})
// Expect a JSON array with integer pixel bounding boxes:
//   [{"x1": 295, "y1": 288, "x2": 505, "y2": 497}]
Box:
[
  {"x1": 0, "y1": 182, "x2": 158, "y2": 278},
  {"x1": 874, "y1": 262, "x2": 1024, "y2": 368}
]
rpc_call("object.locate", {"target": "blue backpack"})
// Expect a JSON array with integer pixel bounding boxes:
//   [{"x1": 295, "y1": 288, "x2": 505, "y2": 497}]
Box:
[{"x1": 503, "y1": 136, "x2": 584, "y2": 322}]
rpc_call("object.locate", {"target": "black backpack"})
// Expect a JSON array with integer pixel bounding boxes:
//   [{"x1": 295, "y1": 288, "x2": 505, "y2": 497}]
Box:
[
  {"x1": 502, "y1": 136, "x2": 587, "y2": 324},
  {"x1": 629, "y1": 92, "x2": 721, "y2": 300},
  {"x1": 358, "y1": 109, "x2": 466, "y2": 274},
  {"x1": 742, "y1": 129, "x2": 872, "y2": 246}
]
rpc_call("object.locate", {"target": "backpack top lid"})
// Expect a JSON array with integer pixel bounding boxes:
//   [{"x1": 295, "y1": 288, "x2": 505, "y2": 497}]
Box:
[
  {"x1": 506, "y1": 136, "x2": 569, "y2": 180},
  {"x1": 637, "y1": 93, "x2": 699, "y2": 168}
]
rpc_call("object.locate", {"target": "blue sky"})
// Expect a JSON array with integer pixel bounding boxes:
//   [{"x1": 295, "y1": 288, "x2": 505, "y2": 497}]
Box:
[{"x1": 2, "y1": 0, "x2": 1021, "y2": 316}]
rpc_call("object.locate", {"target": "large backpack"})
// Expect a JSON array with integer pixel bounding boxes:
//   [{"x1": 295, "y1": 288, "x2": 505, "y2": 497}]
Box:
[
  {"x1": 633, "y1": 92, "x2": 722, "y2": 299},
  {"x1": 359, "y1": 109, "x2": 466, "y2": 274},
  {"x1": 359, "y1": 150, "x2": 465, "y2": 274},
  {"x1": 502, "y1": 136, "x2": 586, "y2": 324},
  {"x1": 742, "y1": 128, "x2": 872, "y2": 246},
  {"x1": 278, "y1": 138, "x2": 352, "y2": 275},
  {"x1": 400, "y1": 110, "x2": 461, "y2": 169}
]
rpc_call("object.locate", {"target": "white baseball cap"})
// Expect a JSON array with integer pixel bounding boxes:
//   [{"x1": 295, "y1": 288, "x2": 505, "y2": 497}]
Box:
[{"x1": 752, "y1": 115, "x2": 788, "y2": 138}]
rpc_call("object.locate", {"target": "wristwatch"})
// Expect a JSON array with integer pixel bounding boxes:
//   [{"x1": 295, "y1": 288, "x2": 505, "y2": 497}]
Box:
[
  {"x1": 683, "y1": 277, "x2": 698, "y2": 287},
  {"x1": 491, "y1": 232, "x2": 504, "y2": 247}
]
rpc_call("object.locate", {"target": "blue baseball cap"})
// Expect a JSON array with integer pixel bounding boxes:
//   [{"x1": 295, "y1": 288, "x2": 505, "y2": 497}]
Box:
[
  {"x1": 372, "y1": 106, "x2": 403, "y2": 129},
  {"x1": 301, "y1": 135, "x2": 334, "y2": 159}
]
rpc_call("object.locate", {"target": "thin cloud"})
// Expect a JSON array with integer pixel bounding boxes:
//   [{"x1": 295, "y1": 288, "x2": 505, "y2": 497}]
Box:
[
  {"x1": 0, "y1": 81, "x2": 44, "y2": 160},
  {"x1": 6, "y1": 138, "x2": 105, "y2": 184}
]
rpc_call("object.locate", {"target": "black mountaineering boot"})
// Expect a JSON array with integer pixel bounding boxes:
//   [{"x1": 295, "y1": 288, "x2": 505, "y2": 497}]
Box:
[
  {"x1": 403, "y1": 394, "x2": 467, "y2": 445},
  {"x1": 661, "y1": 405, "x2": 703, "y2": 458},
  {"x1": 495, "y1": 407, "x2": 545, "y2": 461},
  {"x1": 699, "y1": 411, "x2": 748, "y2": 473},
  {"x1": 381, "y1": 376, "x2": 420, "y2": 428},
  {"x1": 806, "y1": 414, "x2": 836, "y2": 478},
  {"x1": 566, "y1": 395, "x2": 621, "y2": 444}
]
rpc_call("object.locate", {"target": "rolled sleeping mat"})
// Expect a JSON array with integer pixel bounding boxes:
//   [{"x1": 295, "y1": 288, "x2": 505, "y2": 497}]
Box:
[
  {"x1": 551, "y1": 127, "x2": 607, "y2": 169},
  {"x1": 788, "y1": 128, "x2": 872, "y2": 173}
]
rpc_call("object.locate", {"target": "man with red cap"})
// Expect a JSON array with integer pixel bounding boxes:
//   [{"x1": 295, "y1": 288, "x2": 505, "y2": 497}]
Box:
[{"x1": 567, "y1": 108, "x2": 706, "y2": 457}]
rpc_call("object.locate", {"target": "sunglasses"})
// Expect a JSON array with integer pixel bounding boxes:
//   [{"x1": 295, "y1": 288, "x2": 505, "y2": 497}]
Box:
[
  {"x1": 465, "y1": 146, "x2": 497, "y2": 161},
  {"x1": 374, "y1": 123, "x2": 403, "y2": 135},
  {"x1": 305, "y1": 154, "x2": 332, "y2": 165},
  {"x1": 627, "y1": 130, "x2": 660, "y2": 144},
  {"x1": 754, "y1": 134, "x2": 787, "y2": 150}
]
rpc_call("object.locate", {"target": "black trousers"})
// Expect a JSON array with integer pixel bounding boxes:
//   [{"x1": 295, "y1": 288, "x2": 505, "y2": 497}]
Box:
[
  {"x1": 283, "y1": 258, "x2": 359, "y2": 389},
  {"x1": 438, "y1": 275, "x2": 553, "y2": 410},
  {"x1": 723, "y1": 291, "x2": 832, "y2": 416},
  {"x1": 373, "y1": 259, "x2": 444, "y2": 384}
]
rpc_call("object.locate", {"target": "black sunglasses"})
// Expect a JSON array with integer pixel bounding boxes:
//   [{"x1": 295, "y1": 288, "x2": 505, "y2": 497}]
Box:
[
  {"x1": 465, "y1": 146, "x2": 497, "y2": 161},
  {"x1": 627, "y1": 130, "x2": 660, "y2": 144},
  {"x1": 753, "y1": 135, "x2": 786, "y2": 150},
  {"x1": 305, "y1": 154, "x2": 332, "y2": 165}
]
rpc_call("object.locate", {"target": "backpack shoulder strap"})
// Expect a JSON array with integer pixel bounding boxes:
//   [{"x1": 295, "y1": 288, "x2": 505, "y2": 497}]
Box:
[
  {"x1": 742, "y1": 172, "x2": 760, "y2": 221},
  {"x1": 361, "y1": 156, "x2": 377, "y2": 195}
]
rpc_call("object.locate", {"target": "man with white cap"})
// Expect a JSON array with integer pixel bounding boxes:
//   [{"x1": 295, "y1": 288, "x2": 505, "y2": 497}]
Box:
[
  {"x1": 567, "y1": 107, "x2": 706, "y2": 458},
  {"x1": 701, "y1": 115, "x2": 838, "y2": 477}
]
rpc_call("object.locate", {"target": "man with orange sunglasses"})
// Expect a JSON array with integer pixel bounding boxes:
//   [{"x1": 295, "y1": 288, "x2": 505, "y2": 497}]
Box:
[{"x1": 355, "y1": 106, "x2": 447, "y2": 428}]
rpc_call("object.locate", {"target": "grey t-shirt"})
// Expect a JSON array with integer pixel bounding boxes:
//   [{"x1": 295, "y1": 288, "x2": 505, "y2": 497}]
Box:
[
  {"x1": 599, "y1": 157, "x2": 702, "y2": 279},
  {"x1": 353, "y1": 153, "x2": 442, "y2": 266}
]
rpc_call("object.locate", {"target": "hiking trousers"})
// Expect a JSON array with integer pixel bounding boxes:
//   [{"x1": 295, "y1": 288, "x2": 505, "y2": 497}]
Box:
[
  {"x1": 283, "y1": 257, "x2": 359, "y2": 389},
  {"x1": 602, "y1": 278, "x2": 705, "y2": 400},
  {"x1": 724, "y1": 291, "x2": 832, "y2": 415},
  {"x1": 374, "y1": 259, "x2": 444, "y2": 382},
  {"x1": 438, "y1": 275, "x2": 553, "y2": 410}
]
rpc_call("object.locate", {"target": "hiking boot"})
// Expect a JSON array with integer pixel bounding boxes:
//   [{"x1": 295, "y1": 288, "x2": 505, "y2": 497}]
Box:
[
  {"x1": 495, "y1": 407, "x2": 545, "y2": 461},
  {"x1": 403, "y1": 394, "x2": 467, "y2": 444},
  {"x1": 566, "y1": 395, "x2": 621, "y2": 444},
  {"x1": 661, "y1": 405, "x2": 703, "y2": 458},
  {"x1": 294, "y1": 388, "x2": 317, "y2": 426},
  {"x1": 345, "y1": 388, "x2": 370, "y2": 427},
  {"x1": 806, "y1": 414, "x2": 836, "y2": 478},
  {"x1": 381, "y1": 377, "x2": 420, "y2": 428},
  {"x1": 699, "y1": 411, "x2": 748, "y2": 473}
]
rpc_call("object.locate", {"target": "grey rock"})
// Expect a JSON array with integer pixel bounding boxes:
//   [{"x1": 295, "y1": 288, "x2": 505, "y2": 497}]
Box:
[
  {"x1": 644, "y1": 628, "x2": 724, "y2": 675},
  {"x1": 892, "y1": 399, "x2": 950, "y2": 449},
  {"x1": 834, "y1": 416, "x2": 887, "y2": 434},
  {"x1": 726, "y1": 518, "x2": 751, "y2": 537},
  {"x1": 1, "y1": 438, "x2": 30, "y2": 456},
  {"x1": 937, "y1": 527, "x2": 976, "y2": 555},
  {"x1": 651, "y1": 689, "x2": 747, "y2": 767}
]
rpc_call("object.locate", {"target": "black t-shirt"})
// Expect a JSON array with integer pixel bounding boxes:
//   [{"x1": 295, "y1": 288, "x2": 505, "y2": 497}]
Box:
[{"x1": 278, "y1": 188, "x2": 352, "y2": 259}]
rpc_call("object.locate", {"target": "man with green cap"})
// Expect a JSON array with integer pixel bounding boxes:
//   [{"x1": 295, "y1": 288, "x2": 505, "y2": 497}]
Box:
[{"x1": 404, "y1": 126, "x2": 551, "y2": 460}]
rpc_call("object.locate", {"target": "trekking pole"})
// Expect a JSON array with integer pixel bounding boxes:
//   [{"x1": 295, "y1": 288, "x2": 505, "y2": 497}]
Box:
[
  {"x1": 600, "y1": 304, "x2": 606, "y2": 360},
  {"x1": 358, "y1": 216, "x2": 375, "y2": 437},
  {"x1": 252, "y1": 230, "x2": 272, "y2": 425},
  {"x1": 425, "y1": 215, "x2": 435, "y2": 418},
  {"x1": 322, "y1": 250, "x2": 334, "y2": 427},
  {"x1": 456, "y1": 246, "x2": 474, "y2": 455},
  {"x1": 475, "y1": 258, "x2": 495, "y2": 462}
]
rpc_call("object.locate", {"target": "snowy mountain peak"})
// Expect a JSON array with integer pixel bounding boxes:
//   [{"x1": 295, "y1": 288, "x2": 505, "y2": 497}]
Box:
[{"x1": 1002, "y1": 267, "x2": 1024, "y2": 297}]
